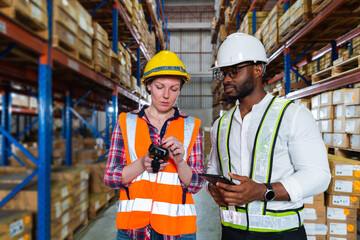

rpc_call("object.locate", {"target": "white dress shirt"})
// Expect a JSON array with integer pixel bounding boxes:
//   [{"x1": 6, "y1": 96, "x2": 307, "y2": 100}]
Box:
[{"x1": 207, "y1": 93, "x2": 331, "y2": 210}]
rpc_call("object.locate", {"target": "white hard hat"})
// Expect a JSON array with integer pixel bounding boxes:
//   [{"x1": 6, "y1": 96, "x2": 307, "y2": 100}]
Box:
[{"x1": 213, "y1": 33, "x2": 269, "y2": 69}]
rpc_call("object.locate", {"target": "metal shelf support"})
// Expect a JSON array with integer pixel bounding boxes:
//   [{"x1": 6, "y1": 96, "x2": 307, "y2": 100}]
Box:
[
  {"x1": 112, "y1": 91, "x2": 118, "y2": 131},
  {"x1": 92, "y1": 105, "x2": 98, "y2": 139},
  {"x1": 331, "y1": 40, "x2": 338, "y2": 65},
  {"x1": 284, "y1": 47, "x2": 291, "y2": 94},
  {"x1": 65, "y1": 90, "x2": 73, "y2": 166},
  {"x1": 113, "y1": 2, "x2": 118, "y2": 54},
  {"x1": 105, "y1": 106, "x2": 110, "y2": 148},
  {"x1": 137, "y1": 44, "x2": 141, "y2": 86},
  {"x1": 37, "y1": 53, "x2": 52, "y2": 240},
  {"x1": 1, "y1": 88, "x2": 11, "y2": 166}
]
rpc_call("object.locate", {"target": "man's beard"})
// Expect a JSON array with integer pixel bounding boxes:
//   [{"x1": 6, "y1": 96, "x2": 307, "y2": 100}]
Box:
[{"x1": 224, "y1": 75, "x2": 255, "y2": 101}]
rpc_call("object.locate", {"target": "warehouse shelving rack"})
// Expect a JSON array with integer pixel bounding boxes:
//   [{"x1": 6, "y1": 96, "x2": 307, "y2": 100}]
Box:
[
  {"x1": 212, "y1": 0, "x2": 360, "y2": 100},
  {"x1": 0, "y1": 0, "x2": 166, "y2": 239},
  {"x1": 264, "y1": 0, "x2": 360, "y2": 99}
]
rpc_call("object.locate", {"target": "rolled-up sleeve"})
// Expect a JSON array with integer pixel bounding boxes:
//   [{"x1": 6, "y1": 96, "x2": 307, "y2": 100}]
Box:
[
  {"x1": 280, "y1": 106, "x2": 331, "y2": 202},
  {"x1": 183, "y1": 129, "x2": 206, "y2": 194},
  {"x1": 104, "y1": 121, "x2": 130, "y2": 190}
]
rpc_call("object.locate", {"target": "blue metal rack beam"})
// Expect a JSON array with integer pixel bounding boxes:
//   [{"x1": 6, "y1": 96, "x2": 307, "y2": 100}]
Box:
[
  {"x1": 65, "y1": 90, "x2": 73, "y2": 166},
  {"x1": 1, "y1": 89, "x2": 11, "y2": 166},
  {"x1": 90, "y1": 0, "x2": 109, "y2": 15},
  {"x1": 112, "y1": 91, "x2": 118, "y2": 131},
  {"x1": 113, "y1": 2, "x2": 118, "y2": 54},
  {"x1": 0, "y1": 43, "x2": 17, "y2": 60},
  {"x1": 16, "y1": 117, "x2": 38, "y2": 140}
]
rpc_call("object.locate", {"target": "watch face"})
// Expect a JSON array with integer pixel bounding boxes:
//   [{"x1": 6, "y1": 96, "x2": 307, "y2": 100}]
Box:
[{"x1": 266, "y1": 190, "x2": 275, "y2": 201}]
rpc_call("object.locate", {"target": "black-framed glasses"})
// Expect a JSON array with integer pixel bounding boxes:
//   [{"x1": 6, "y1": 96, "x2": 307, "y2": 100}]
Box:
[{"x1": 215, "y1": 63, "x2": 254, "y2": 81}]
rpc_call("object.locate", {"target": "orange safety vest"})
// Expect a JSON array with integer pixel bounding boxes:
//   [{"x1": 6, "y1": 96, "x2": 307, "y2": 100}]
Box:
[{"x1": 116, "y1": 112, "x2": 201, "y2": 236}]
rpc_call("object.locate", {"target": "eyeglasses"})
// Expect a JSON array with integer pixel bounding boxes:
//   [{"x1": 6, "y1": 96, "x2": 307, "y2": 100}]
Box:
[{"x1": 215, "y1": 63, "x2": 254, "y2": 81}]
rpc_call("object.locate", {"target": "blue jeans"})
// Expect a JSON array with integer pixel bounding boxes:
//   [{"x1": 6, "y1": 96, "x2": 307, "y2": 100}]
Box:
[{"x1": 116, "y1": 229, "x2": 196, "y2": 240}]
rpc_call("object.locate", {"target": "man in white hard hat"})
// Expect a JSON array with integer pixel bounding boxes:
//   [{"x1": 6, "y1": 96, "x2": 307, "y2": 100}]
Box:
[{"x1": 206, "y1": 33, "x2": 331, "y2": 239}]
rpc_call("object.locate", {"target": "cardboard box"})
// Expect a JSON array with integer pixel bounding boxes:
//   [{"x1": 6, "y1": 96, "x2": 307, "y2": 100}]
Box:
[
  {"x1": 327, "y1": 207, "x2": 357, "y2": 222},
  {"x1": 334, "y1": 105, "x2": 346, "y2": 119},
  {"x1": 77, "y1": 162, "x2": 111, "y2": 193},
  {"x1": 304, "y1": 193, "x2": 325, "y2": 207},
  {"x1": 312, "y1": 108, "x2": 320, "y2": 120},
  {"x1": 307, "y1": 235, "x2": 326, "y2": 240},
  {"x1": 327, "y1": 178, "x2": 360, "y2": 196},
  {"x1": 320, "y1": 91, "x2": 333, "y2": 106},
  {"x1": 344, "y1": 88, "x2": 360, "y2": 105},
  {"x1": 333, "y1": 133, "x2": 350, "y2": 148},
  {"x1": 0, "y1": 210, "x2": 32, "y2": 240},
  {"x1": 333, "y1": 119, "x2": 346, "y2": 133},
  {"x1": 345, "y1": 105, "x2": 360, "y2": 118},
  {"x1": 327, "y1": 221, "x2": 357, "y2": 240},
  {"x1": 93, "y1": 22, "x2": 109, "y2": 47},
  {"x1": 320, "y1": 119, "x2": 333, "y2": 133},
  {"x1": 303, "y1": 205, "x2": 326, "y2": 223},
  {"x1": 51, "y1": 166, "x2": 89, "y2": 186},
  {"x1": 333, "y1": 89, "x2": 346, "y2": 105},
  {"x1": 304, "y1": 223, "x2": 328, "y2": 236},
  {"x1": 328, "y1": 154, "x2": 360, "y2": 179},
  {"x1": 350, "y1": 134, "x2": 360, "y2": 150},
  {"x1": 345, "y1": 118, "x2": 360, "y2": 134},
  {"x1": 319, "y1": 106, "x2": 334, "y2": 119},
  {"x1": 325, "y1": 194, "x2": 360, "y2": 209},
  {"x1": 312, "y1": 95, "x2": 320, "y2": 109},
  {"x1": 323, "y1": 133, "x2": 333, "y2": 146}
]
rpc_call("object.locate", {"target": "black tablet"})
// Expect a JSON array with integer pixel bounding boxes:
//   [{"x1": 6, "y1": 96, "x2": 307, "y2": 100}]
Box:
[{"x1": 199, "y1": 173, "x2": 236, "y2": 185}]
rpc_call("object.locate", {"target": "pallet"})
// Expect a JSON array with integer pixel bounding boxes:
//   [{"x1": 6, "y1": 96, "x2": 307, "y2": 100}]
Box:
[
  {"x1": 312, "y1": 56, "x2": 360, "y2": 84},
  {"x1": 0, "y1": 1, "x2": 48, "y2": 40},
  {"x1": 312, "y1": 0, "x2": 333, "y2": 16},
  {"x1": 94, "y1": 65, "x2": 111, "y2": 78},
  {"x1": 67, "y1": 217, "x2": 89, "y2": 240},
  {"x1": 328, "y1": 147, "x2": 360, "y2": 160},
  {"x1": 52, "y1": 37, "x2": 78, "y2": 59},
  {"x1": 279, "y1": 19, "x2": 309, "y2": 43}
]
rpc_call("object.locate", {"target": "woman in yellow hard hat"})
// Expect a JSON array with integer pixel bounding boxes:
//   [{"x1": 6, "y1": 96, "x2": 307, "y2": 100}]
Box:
[{"x1": 104, "y1": 50, "x2": 205, "y2": 240}]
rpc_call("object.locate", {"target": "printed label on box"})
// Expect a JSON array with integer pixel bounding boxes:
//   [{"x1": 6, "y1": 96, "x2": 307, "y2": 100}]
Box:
[
  {"x1": 10, "y1": 219, "x2": 24, "y2": 237},
  {"x1": 329, "y1": 223, "x2": 347, "y2": 235},
  {"x1": 66, "y1": 33, "x2": 75, "y2": 46},
  {"x1": 68, "y1": 59, "x2": 79, "y2": 71},
  {"x1": 346, "y1": 120, "x2": 355, "y2": 132},
  {"x1": 80, "y1": 212, "x2": 85, "y2": 221},
  {"x1": 332, "y1": 195, "x2": 350, "y2": 206},
  {"x1": 327, "y1": 207, "x2": 346, "y2": 220},
  {"x1": 55, "y1": 201, "x2": 62, "y2": 218},
  {"x1": 334, "y1": 180, "x2": 353, "y2": 193},
  {"x1": 61, "y1": 186, "x2": 69, "y2": 198},
  {"x1": 61, "y1": 225, "x2": 69, "y2": 239},
  {"x1": 307, "y1": 237, "x2": 315, "y2": 240},
  {"x1": 62, "y1": 212, "x2": 70, "y2": 225},
  {"x1": 335, "y1": 165, "x2": 353, "y2": 176},
  {"x1": 80, "y1": 192, "x2": 86, "y2": 202},
  {"x1": 81, "y1": 202, "x2": 87, "y2": 212},
  {"x1": 304, "y1": 208, "x2": 317, "y2": 220},
  {"x1": 31, "y1": 4, "x2": 42, "y2": 21},
  {"x1": 329, "y1": 237, "x2": 346, "y2": 240},
  {"x1": 95, "y1": 200, "x2": 100, "y2": 210}
]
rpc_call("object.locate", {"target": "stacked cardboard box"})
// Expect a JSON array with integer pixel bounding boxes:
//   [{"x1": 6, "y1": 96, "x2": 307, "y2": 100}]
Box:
[
  {"x1": 289, "y1": 0, "x2": 311, "y2": 26},
  {"x1": 52, "y1": 0, "x2": 78, "y2": 56},
  {"x1": 76, "y1": 162, "x2": 115, "y2": 218},
  {"x1": 71, "y1": 0, "x2": 93, "y2": 65},
  {"x1": 239, "y1": 12, "x2": 268, "y2": 36},
  {"x1": 267, "y1": 5, "x2": 284, "y2": 50},
  {"x1": 278, "y1": 10, "x2": 290, "y2": 37},
  {"x1": 51, "y1": 166, "x2": 89, "y2": 234},
  {"x1": 326, "y1": 154, "x2": 359, "y2": 240},
  {"x1": 93, "y1": 22, "x2": 110, "y2": 75},
  {"x1": 0, "y1": 180, "x2": 73, "y2": 239},
  {"x1": 303, "y1": 193, "x2": 327, "y2": 240},
  {"x1": 0, "y1": 210, "x2": 33, "y2": 240}
]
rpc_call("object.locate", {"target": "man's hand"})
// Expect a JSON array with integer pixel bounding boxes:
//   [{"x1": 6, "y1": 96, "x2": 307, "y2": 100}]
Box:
[
  {"x1": 142, "y1": 152, "x2": 169, "y2": 173},
  {"x1": 208, "y1": 183, "x2": 228, "y2": 207},
  {"x1": 215, "y1": 172, "x2": 266, "y2": 206}
]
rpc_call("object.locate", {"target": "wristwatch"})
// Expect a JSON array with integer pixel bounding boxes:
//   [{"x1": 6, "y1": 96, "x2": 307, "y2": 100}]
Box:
[{"x1": 263, "y1": 183, "x2": 275, "y2": 202}]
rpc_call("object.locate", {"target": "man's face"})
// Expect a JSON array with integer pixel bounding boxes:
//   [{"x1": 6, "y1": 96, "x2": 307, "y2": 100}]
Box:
[{"x1": 221, "y1": 63, "x2": 256, "y2": 100}]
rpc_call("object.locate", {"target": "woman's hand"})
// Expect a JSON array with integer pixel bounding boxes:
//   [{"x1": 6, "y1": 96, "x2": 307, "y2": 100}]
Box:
[
  {"x1": 142, "y1": 152, "x2": 169, "y2": 173},
  {"x1": 162, "y1": 136, "x2": 185, "y2": 165}
]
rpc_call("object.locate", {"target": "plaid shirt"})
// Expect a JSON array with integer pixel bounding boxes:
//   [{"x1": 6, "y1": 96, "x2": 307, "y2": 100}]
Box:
[{"x1": 104, "y1": 106, "x2": 205, "y2": 240}]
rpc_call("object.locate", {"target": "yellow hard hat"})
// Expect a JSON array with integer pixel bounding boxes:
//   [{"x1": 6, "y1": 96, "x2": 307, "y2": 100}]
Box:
[{"x1": 141, "y1": 50, "x2": 190, "y2": 84}]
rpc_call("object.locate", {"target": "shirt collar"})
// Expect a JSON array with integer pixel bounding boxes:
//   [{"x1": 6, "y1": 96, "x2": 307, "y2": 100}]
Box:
[
  {"x1": 234, "y1": 93, "x2": 274, "y2": 122},
  {"x1": 132, "y1": 105, "x2": 188, "y2": 120}
]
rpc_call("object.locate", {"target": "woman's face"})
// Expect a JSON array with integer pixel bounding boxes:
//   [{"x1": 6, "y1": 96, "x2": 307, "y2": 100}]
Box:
[{"x1": 147, "y1": 76, "x2": 182, "y2": 112}]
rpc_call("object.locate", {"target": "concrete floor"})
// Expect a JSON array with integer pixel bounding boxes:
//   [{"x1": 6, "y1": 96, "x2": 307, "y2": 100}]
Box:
[{"x1": 75, "y1": 187, "x2": 221, "y2": 240}]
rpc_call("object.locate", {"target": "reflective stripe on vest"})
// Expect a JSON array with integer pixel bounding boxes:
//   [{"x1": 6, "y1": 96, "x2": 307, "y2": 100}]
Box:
[
  {"x1": 116, "y1": 112, "x2": 201, "y2": 235},
  {"x1": 217, "y1": 97, "x2": 300, "y2": 232}
]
